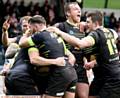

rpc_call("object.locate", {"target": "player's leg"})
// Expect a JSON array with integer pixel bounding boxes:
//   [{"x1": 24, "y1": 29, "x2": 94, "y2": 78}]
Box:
[
  {"x1": 75, "y1": 64, "x2": 89, "y2": 98},
  {"x1": 63, "y1": 80, "x2": 77, "y2": 98}
]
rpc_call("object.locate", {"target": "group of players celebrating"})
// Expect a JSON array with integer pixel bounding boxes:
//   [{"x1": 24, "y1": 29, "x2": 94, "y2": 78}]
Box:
[{"x1": 1, "y1": 2, "x2": 120, "y2": 98}]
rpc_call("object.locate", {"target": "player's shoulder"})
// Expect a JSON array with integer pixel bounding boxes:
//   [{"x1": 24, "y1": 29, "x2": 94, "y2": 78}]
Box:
[{"x1": 54, "y1": 22, "x2": 66, "y2": 27}]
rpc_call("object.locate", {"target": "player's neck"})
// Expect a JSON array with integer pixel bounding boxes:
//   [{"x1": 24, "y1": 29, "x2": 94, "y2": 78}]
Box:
[
  {"x1": 67, "y1": 19, "x2": 77, "y2": 27},
  {"x1": 38, "y1": 26, "x2": 46, "y2": 32},
  {"x1": 95, "y1": 25, "x2": 103, "y2": 30}
]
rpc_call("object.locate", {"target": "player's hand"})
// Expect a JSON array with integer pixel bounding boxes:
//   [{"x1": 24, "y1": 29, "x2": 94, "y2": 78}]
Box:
[
  {"x1": 0, "y1": 64, "x2": 10, "y2": 76},
  {"x1": 78, "y1": 22, "x2": 87, "y2": 32},
  {"x1": 67, "y1": 55, "x2": 76, "y2": 66},
  {"x1": 68, "y1": 59, "x2": 75, "y2": 66},
  {"x1": 84, "y1": 61, "x2": 95, "y2": 70},
  {"x1": 2, "y1": 19, "x2": 10, "y2": 32},
  {"x1": 46, "y1": 27, "x2": 60, "y2": 35},
  {"x1": 55, "y1": 57, "x2": 66, "y2": 66},
  {"x1": 24, "y1": 29, "x2": 33, "y2": 37}
]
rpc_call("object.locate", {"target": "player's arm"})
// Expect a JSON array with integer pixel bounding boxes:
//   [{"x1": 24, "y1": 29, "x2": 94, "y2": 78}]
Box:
[
  {"x1": 47, "y1": 27, "x2": 95, "y2": 49},
  {"x1": 2, "y1": 32, "x2": 17, "y2": 47},
  {"x1": 28, "y1": 47, "x2": 65, "y2": 66},
  {"x1": 19, "y1": 35, "x2": 29, "y2": 48},
  {"x1": 5, "y1": 43, "x2": 20, "y2": 58},
  {"x1": 2, "y1": 19, "x2": 17, "y2": 47},
  {"x1": 19, "y1": 29, "x2": 33, "y2": 48},
  {"x1": 65, "y1": 49, "x2": 76, "y2": 66},
  {"x1": 83, "y1": 55, "x2": 97, "y2": 70},
  {"x1": 84, "y1": 59, "x2": 97, "y2": 70}
]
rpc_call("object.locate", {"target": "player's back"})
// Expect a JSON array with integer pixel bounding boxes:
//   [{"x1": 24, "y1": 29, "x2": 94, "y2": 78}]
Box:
[
  {"x1": 32, "y1": 30, "x2": 67, "y2": 59},
  {"x1": 90, "y1": 28, "x2": 120, "y2": 79}
]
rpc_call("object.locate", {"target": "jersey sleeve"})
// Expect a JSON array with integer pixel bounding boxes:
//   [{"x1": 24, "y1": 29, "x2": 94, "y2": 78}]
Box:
[
  {"x1": 28, "y1": 47, "x2": 39, "y2": 54},
  {"x1": 28, "y1": 32, "x2": 43, "y2": 46},
  {"x1": 88, "y1": 31, "x2": 99, "y2": 45},
  {"x1": 57, "y1": 22, "x2": 65, "y2": 32},
  {"x1": 110, "y1": 29, "x2": 118, "y2": 40}
]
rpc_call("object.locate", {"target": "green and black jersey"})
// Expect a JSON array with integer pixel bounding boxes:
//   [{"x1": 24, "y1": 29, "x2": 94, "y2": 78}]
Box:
[
  {"x1": 88, "y1": 28, "x2": 120, "y2": 79},
  {"x1": 9, "y1": 35, "x2": 30, "y2": 73},
  {"x1": 28, "y1": 30, "x2": 67, "y2": 59},
  {"x1": 57, "y1": 21, "x2": 85, "y2": 64}
]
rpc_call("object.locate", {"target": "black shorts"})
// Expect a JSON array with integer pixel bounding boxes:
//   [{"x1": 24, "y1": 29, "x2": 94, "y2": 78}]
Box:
[
  {"x1": 89, "y1": 77, "x2": 120, "y2": 98},
  {"x1": 5, "y1": 72, "x2": 39, "y2": 95},
  {"x1": 74, "y1": 63, "x2": 89, "y2": 84},
  {"x1": 30, "y1": 66, "x2": 50, "y2": 95},
  {"x1": 99, "y1": 79, "x2": 120, "y2": 98},
  {"x1": 65, "y1": 79, "x2": 77, "y2": 93},
  {"x1": 45, "y1": 61, "x2": 77, "y2": 97},
  {"x1": 65, "y1": 63, "x2": 89, "y2": 93},
  {"x1": 89, "y1": 78, "x2": 105, "y2": 96}
]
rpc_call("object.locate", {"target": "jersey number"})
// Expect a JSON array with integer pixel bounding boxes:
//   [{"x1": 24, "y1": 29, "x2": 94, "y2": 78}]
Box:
[{"x1": 107, "y1": 38, "x2": 118, "y2": 55}]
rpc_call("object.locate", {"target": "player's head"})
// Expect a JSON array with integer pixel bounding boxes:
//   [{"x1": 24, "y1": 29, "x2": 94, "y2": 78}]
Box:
[
  {"x1": 86, "y1": 13, "x2": 95, "y2": 31},
  {"x1": 86, "y1": 11, "x2": 103, "y2": 30},
  {"x1": 20, "y1": 16, "x2": 32, "y2": 33},
  {"x1": 28, "y1": 15, "x2": 46, "y2": 33},
  {"x1": 64, "y1": 2, "x2": 81, "y2": 23}
]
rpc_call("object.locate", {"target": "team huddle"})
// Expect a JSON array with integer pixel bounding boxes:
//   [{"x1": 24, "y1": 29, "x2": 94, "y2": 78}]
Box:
[{"x1": 1, "y1": 2, "x2": 120, "y2": 98}]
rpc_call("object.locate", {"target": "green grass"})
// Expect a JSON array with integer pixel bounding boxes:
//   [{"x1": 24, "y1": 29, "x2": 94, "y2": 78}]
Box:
[
  {"x1": 108, "y1": 0, "x2": 120, "y2": 9},
  {"x1": 83, "y1": 0, "x2": 120, "y2": 9}
]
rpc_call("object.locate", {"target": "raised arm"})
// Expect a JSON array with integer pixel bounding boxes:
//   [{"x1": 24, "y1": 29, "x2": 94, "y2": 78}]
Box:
[
  {"x1": 2, "y1": 19, "x2": 17, "y2": 47},
  {"x1": 47, "y1": 27, "x2": 95, "y2": 49}
]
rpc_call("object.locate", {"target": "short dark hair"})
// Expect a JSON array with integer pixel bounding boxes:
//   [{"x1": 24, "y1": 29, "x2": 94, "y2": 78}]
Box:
[
  {"x1": 87, "y1": 11, "x2": 103, "y2": 26},
  {"x1": 28, "y1": 15, "x2": 46, "y2": 25},
  {"x1": 64, "y1": 2, "x2": 79, "y2": 17}
]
